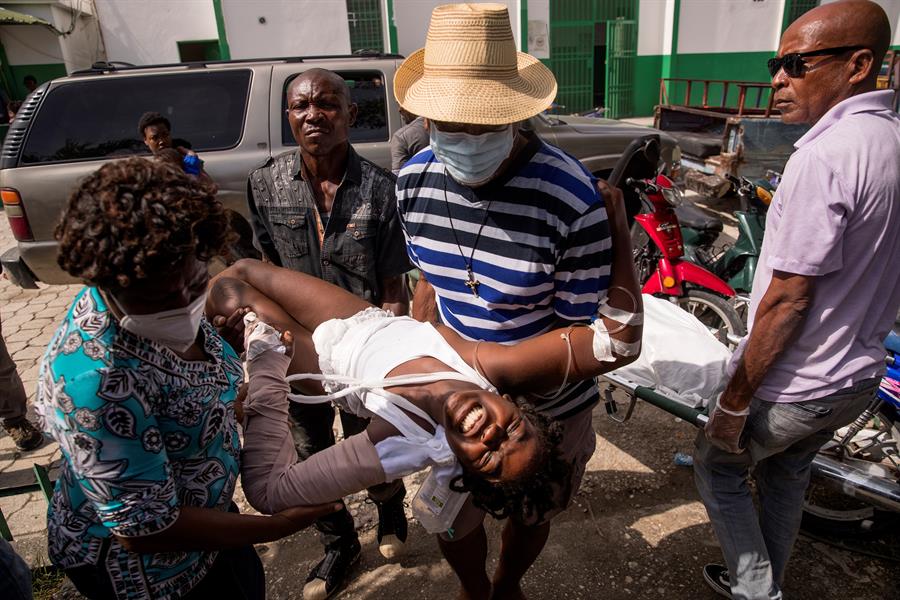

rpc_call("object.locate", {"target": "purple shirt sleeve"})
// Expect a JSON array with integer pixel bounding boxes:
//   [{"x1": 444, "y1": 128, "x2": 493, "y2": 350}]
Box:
[{"x1": 766, "y1": 149, "x2": 854, "y2": 277}]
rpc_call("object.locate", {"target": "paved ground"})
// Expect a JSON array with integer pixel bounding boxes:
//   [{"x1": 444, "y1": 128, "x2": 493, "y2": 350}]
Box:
[
  {"x1": 1, "y1": 205, "x2": 896, "y2": 600},
  {"x1": 0, "y1": 208, "x2": 79, "y2": 570}
]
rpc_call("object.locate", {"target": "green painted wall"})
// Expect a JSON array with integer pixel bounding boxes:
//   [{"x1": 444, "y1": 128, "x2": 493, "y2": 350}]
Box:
[
  {"x1": 632, "y1": 51, "x2": 773, "y2": 117},
  {"x1": 673, "y1": 52, "x2": 771, "y2": 85},
  {"x1": 9, "y1": 63, "x2": 66, "y2": 99},
  {"x1": 668, "y1": 52, "x2": 773, "y2": 109},
  {"x1": 634, "y1": 54, "x2": 663, "y2": 117}
]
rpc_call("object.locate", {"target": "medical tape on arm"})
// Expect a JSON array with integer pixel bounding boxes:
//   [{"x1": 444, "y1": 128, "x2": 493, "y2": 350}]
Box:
[{"x1": 589, "y1": 287, "x2": 643, "y2": 362}]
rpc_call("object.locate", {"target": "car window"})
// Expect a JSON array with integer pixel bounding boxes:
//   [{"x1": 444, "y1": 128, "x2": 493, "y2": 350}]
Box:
[
  {"x1": 21, "y1": 70, "x2": 251, "y2": 164},
  {"x1": 281, "y1": 70, "x2": 388, "y2": 146}
]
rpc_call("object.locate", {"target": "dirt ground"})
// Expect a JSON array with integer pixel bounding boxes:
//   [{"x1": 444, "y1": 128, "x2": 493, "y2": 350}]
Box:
[
  {"x1": 43, "y1": 389, "x2": 899, "y2": 600},
  {"x1": 221, "y1": 393, "x2": 898, "y2": 600}
]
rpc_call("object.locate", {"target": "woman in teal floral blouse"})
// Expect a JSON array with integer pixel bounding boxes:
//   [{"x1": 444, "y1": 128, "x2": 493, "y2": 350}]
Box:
[{"x1": 36, "y1": 158, "x2": 338, "y2": 600}]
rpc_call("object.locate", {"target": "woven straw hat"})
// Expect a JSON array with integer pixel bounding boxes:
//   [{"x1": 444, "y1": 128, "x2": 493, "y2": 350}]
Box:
[{"x1": 394, "y1": 3, "x2": 557, "y2": 125}]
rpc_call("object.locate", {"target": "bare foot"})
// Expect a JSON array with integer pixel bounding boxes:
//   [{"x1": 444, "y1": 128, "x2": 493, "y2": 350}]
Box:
[
  {"x1": 457, "y1": 583, "x2": 492, "y2": 600},
  {"x1": 490, "y1": 582, "x2": 526, "y2": 600}
]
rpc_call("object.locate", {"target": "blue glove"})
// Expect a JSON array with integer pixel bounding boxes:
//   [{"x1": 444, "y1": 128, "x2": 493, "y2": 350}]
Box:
[{"x1": 182, "y1": 154, "x2": 202, "y2": 176}]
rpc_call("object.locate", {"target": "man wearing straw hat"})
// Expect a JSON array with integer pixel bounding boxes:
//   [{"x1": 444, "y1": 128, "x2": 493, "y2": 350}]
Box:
[{"x1": 395, "y1": 4, "x2": 618, "y2": 598}]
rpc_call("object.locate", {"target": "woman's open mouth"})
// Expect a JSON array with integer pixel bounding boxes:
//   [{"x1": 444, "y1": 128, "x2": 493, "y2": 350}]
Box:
[
  {"x1": 460, "y1": 405, "x2": 485, "y2": 434},
  {"x1": 448, "y1": 393, "x2": 487, "y2": 436}
]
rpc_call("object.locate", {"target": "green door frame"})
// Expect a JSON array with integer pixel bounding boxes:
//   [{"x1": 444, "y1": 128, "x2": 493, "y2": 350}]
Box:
[
  {"x1": 385, "y1": 0, "x2": 398, "y2": 53},
  {"x1": 211, "y1": 0, "x2": 231, "y2": 60},
  {"x1": 520, "y1": 1, "x2": 527, "y2": 52}
]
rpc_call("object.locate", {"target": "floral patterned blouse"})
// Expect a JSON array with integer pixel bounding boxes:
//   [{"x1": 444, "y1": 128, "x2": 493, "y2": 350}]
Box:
[{"x1": 36, "y1": 288, "x2": 243, "y2": 600}]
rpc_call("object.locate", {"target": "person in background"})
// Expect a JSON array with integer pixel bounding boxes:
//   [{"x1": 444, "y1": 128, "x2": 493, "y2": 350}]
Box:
[
  {"x1": 138, "y1": 111, "x2": 202, "y2": 170},
  {"x1": 695, "y1": 2, "x2": 900, "y2": 599},
  {"x1": 22, "y1": 75, "x2": 37, "y2": 95},
  {"x1": 246, "y1": 67, "x2": 411, "y2": 600},
  {"x1": 390, "y1": 108, "x2": 429, "y2": 174},
  {"x1": 6, "y1": 101, "x2": 22, "y2": 123},
  {"x1": 0, "y1": 263, "x2": 43, "y2": 451},
  {"x1": 38, "y1": 157, "x2": 337, "y2": 600}
]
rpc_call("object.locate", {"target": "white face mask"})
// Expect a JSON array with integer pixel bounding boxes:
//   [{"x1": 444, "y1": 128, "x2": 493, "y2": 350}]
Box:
[
  {"x1": 430, "y1": 125, "x2": 515, "y2": 187},
  {"x1": 111, "y1": 292, "x2": 208, "y2": 353}
]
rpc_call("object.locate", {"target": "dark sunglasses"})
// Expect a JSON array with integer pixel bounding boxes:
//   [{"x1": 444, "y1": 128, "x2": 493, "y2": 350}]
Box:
[{"x1": 767, "y1": 45, "x2": 867, "y2": 78}]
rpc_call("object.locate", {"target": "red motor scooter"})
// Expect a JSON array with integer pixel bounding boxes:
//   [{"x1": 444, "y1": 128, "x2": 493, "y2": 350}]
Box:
[
  {"x1": 608, "y1": 135, "x2": 744, "y2": 346},
  {"x1": 628, "y1": 175, "x2": 745, "y2": 345}
]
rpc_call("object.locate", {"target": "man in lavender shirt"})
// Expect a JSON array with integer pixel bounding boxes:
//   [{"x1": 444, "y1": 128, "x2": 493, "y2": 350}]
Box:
[{"x1": 693, "y1": 2, "x2": 900, "y2": 599}]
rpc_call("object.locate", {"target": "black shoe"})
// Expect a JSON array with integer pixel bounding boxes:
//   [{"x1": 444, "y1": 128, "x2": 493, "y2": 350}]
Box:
[
  {"x1": 2, "y1": 417, "x2": 44, "y2": 451},
  {"x1": 373, "y1": 492, "x2": 408, "y2": 560},
  {"x1": 303, "y1": 539, "x2": 361, "y2": 600},
  {"x1": 703, "y1": 564, "x2": 734, "y2": 599}
]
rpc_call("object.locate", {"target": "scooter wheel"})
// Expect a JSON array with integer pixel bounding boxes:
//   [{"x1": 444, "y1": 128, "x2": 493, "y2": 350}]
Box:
[{"x1": 672, "y1": 289, "x2": 745, "y2": 348}]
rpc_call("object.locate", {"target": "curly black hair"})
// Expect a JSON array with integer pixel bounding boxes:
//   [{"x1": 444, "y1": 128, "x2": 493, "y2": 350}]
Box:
[
  {"x1": 55, "y1": 157, "x2": 232, "y2": 289},
  {"x1": 450, "y1": 398, "x2": 573, "y2": 524},
  {"x1": 138, "y1": 111, "x2": 171, "y2": 137}
]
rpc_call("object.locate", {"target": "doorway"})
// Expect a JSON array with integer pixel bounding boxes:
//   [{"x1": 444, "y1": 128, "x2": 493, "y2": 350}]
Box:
[{"x1": 546, "y1": 2, "x2": 637, "y2": 117}]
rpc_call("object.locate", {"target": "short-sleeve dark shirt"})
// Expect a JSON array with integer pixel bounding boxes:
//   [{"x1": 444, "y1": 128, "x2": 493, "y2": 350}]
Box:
[{"x1": 247, "y1": 147, "x2": 411, "y2": 305}]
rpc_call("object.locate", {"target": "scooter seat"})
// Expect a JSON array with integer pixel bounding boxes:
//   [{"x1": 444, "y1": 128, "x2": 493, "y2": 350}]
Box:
[{"x1": 675, "y1": 204, "x2": 724, "y2": 233}]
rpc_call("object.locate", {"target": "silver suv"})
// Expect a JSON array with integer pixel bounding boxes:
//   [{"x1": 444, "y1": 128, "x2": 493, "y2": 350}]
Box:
[{"x1": 0, "y1": 54, "x2": 675, "y2": 287}]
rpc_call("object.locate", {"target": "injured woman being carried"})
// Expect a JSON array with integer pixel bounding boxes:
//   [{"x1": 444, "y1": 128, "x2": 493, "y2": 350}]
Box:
[{"x1": 208, "y1": 187, "x2": 642, "y2": 533}]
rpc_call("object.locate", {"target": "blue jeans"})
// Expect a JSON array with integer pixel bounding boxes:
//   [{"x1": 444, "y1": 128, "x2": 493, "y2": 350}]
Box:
[
  {"x1": 0, "y1": 539, "x2": 32, "y2": 600},
  {"x1": 693, "y1": 378, "x2": 879, "y2": 600}
]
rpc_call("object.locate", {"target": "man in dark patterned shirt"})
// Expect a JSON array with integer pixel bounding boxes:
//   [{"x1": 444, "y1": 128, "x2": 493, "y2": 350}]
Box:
[{"x1": 247, "y1": 68, "x2": 410, "y2": 600}]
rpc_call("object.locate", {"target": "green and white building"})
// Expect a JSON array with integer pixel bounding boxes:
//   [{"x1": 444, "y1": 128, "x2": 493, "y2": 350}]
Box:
[
  {"x1": 528, "y1": 0, "x2": 900, "y2": 117},
  {"x1": 0, "y1": 0, "x2": 103, "y2": 101},
  {"x1": 2, "y1": 1, "x2": 898, "y2": 116}
]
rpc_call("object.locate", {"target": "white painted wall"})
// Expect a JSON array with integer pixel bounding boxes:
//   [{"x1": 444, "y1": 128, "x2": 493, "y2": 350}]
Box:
[
  {"x1": 221, "y1": 0, "x2": 351, "y2": 59},
  {"x1": 638, "y1": 0, "x2": 675, "y2": 56},
  {"x1": 51, "y1": 5, "x2": 105, "y2": 72},
  {"x1": 820, "y1": 0, "x2": 900, "y2": 46},
  {"x1": 677, "y1": 0, "x2": 785, "y2": 54},
  {"x1": 0, "y1": 2, "x2": 62, "y2": 65},
  {"x1": 393, "y1": 0, "x2": 520, "y2": 57},
  {"x1": 94, "y1": 0, "x2": 218, "y2": 65},
  {"x1": 2, "y1": 0, "x2": 93, "y2": 17},
  {"x1": 0, "y1": 24, "x2": 65, "y2": 65},
  {"x1": 0, "y1": 1, "x2": 104, "y2": 73}
]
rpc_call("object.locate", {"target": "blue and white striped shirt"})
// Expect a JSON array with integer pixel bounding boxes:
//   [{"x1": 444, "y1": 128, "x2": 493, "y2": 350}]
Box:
[{"x1": 397, "y1": 133, "x2": 611, "y2": 418}]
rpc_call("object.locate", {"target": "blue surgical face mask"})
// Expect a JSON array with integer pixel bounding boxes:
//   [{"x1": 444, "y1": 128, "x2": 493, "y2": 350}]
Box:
[{"x1": 429, "y1": 125, "x2": 515, "y2": 187}]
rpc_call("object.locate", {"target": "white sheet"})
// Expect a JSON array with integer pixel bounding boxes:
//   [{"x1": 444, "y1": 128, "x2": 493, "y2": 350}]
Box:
[{"x1": 609, "y1": 294, "x2": 733, "y2": 408}]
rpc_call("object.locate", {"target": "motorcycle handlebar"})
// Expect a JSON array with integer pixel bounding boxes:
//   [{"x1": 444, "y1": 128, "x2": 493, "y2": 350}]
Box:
[
  {"x1": 625, "y1": 177, "x2": 660, "y2": 212},
  {"x1": 625, "y1": 177, "x2": 656, "y2": 192},
  {"x1": 726, "y1": 173, "x2": 755, "y2": 196}
]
